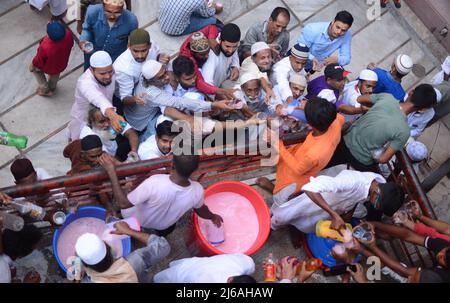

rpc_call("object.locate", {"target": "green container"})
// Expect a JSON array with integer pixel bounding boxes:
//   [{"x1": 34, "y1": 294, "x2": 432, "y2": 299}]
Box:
[{"x1": 0, "y1": 131, "x2": 28, "y2": 149}]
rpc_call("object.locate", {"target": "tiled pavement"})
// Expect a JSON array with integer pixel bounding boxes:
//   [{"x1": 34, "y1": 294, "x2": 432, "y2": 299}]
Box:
[{"x1": 0, "y1": 0, "x2": 449, "y2": 282}]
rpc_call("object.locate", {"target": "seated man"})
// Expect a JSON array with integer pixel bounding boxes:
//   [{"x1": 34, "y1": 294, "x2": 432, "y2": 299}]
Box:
[
  {"x1": 124, "y1": 60, "x2": 233, "y2": 142},
  {"x1": 0, "y1": 223, "x2": 43, "y2": 283},
  {"x1": 326, "y1": 84, "x2": 437, "y2": 172},
  {"x1": 338, "y1": 69, "x2": 378, "y2": 122},
  {"x1": 258, "y1": 98, "x2": 346, "y2": 230},
  {"x1": 270, "y1": 43, "x2": 309, "y2": 104},
  {"x1": 159, "y1": 0, "x2": 222, "y2": 36},
  {"x1": 271, "y1": 170, "x2": 404, "y2": 232},
  {"x1": 138, "y1": 120, "x2": 179, "y2": 160},
  {"x1": 274, "y1": 74, "x2": 308, "y2": 123},
  {"x1": 305, "y1": 63, "x2": 349, "y2": 106},
  {"x1": 64, "y1": 134, "x2": 119, "y2": 175},
  {"x1": 240, "y1": 7, "x2": 291, "y2": 62},
  {"x1": 298, "y1": 10, "x2": 354, "y2": 70},
  {"x1": 154, "y1": 253, "x2": 256, "y2": 283},
  {"x1": 239, "y1": 42, "x2": 275, "y2": 100},
  {"x1": 10, "y1": 158, "x2": 52, "y2": 186},
  {"x1": 81, "y1": 106, "x2": 139, "y2": 162},
  {"x1": 368, "y1": 54, "x2": 413, "y2": 102},
  {"x1": 75, "y1": 221, "x2": 170, "y2": 283},
  {"x1": 179, "y1": 26, "x2": 236, "y2": 99},
  {"x1": 407, "y1": 88, "x2": 442, "y2": 138},
  {"x1": 99, "y1": 152, "x2": 223, "y2": 237},
  {"x1": 201, "y1": 23, "x2": 241, "y2": 89},
  {"x1": 165, "y1": 56, "x2": 199, "y2": 97}
]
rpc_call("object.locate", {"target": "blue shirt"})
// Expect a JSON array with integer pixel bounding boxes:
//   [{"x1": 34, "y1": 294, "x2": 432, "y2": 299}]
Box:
[
  {"x1": 373, "y1": 68, "x2": 406, "y2": 102},
  {"x1": 80, "y1": 4, "x2": 138, "y2": 62},
  {"x1": 297, "y1": 22, "x2": 352, "y2": 66}
]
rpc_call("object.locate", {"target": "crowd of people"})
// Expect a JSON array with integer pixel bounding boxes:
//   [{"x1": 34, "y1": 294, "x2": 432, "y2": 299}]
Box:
[{"x1": 1, "y1": 0, "x2": 449, "y2": 283}]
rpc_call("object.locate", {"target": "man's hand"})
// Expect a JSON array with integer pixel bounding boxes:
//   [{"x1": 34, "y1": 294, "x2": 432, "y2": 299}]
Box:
[
  {"x1": 79, "y1": 41, "x2": 92, "y2": 54},
  {"x1": 209, "y1": 39, "x2": 220, "y2": 56},
  {"x1": 112, "y1": 221, "x2": 133, "y2": 236},
  {"x1": 330, "y1": 213, "x2": 346, "y2": 234},
  {"x1": 229, "y1": 67, "x2": 239, "y2": 82},
  {"x1": 312, "y1": 59, "x2": 322, "y2": 71},
  {"x1": 105, "y1": 109, "x2": 125, "y2": 133},
  {"x1": 297, "y1": 261, "x2": 315, "y2": 283},
  {"x1": 211, "y1": 214, "x2": 223, "y2": 228},
  {"x1": 211, "y1": 100, "x2": 234, "y2": 111},
  {"x1": 324, "y1": 55, "x2": 339, "y2": 66},
  {"x1": 99, "y1": 153, "x2": 116, "y2": 175},
  {"x1": 217, "y1": 88, "x2": 238, "y2": 100},
  {"x1": 347, "y1": 263, "x2": 368, "y2": 283},
  {"x1": 367, "y1": 62, "x2": 376, "y2": 70},
  {"x1": 23, "y1": 270, "x2": 41, "y2": 283},
  {"x1": 278, "y1": 256, "x2": 299, "y2": 281},
  {"x1": 158, "y1": 53, "x2": 171, "y2": 65},
  {"x1": 0, "y1": 192, "x2": 12, "y2": 205},
  {"x1": 264, "y1": 88, "x2": 275, "y2": 105},
  {"x1": 127, "y1": 151, "x2": 140, "y2": 162},
  {"x1": 134, "y1": 93, "x2": 147, "y2": 106}
]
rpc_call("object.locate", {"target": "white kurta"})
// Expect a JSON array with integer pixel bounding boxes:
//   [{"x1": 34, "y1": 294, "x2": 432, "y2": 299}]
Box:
[
  {"x1": 201, "y1": 48, "x2": 240, "y2": 87},
  {"x1": 271, "y1": 170, "x2": 386, "y2": 233},
  {"x1": 153, "y1": 253, "x2": 255, "y2": 283},
  {"x1": 270, "y1": 57, "x2": 306, "y2": 101}
]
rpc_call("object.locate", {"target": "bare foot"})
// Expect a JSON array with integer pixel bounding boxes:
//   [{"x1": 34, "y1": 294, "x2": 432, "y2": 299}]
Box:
[
  {"x1": 256, "y1": 177, "x2": 275, "y2": 193},
  {"x1": 36, "y1": 88, "x2": 53, "y2": 97}
]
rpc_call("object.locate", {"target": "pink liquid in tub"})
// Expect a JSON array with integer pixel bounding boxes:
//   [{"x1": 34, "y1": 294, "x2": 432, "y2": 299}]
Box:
[
  {"x1": 198, "y1": 192, "x2": 259, "y2": 253},
  {"x1": 57, "y1": 217, "x2": 123, "y2": 269}
]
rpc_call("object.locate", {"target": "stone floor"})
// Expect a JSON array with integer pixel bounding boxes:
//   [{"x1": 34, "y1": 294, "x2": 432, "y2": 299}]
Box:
[{"x1": 0, "y1": 0, "x2": 449, "y2": 283}]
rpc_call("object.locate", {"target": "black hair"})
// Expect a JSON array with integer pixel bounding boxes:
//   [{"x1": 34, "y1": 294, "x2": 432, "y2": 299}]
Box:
[
  {"x1": 172, "y1": 56, "x2": 195, "y2": 78},
  {"x1": 229, "y1": 275, "x2": 257, "y2": 283},
  {"x1": 445, "y1": 248, "x2": 450, "y2": 269},
  {"x1": 379, "y1": 182, "x2": 405, "y2": 217},
  {"x1": 156, "y1": 120, "x2": 179, "y2": 138},
  {"x1": 334, "y1": 10, "x2": 354, "y2": 27},
  {"x1": 304, "y1": 97, "x2": 337, "y2": 132},
  {"x1": 173, "y1": 154, "x2": 199, "y2": 178},
  {"x1": 221, "y1": 23, "x2": 241, "y2": 43},
  {"x1": 82, "y1": 245, "x2": 114, "y2": 273},
  {"x1": 1, "y1": 225, "x2": 42, "y2": 259},
  {"x1": 410, "y1": 84, "x2": 437, "y2": 110},
  {"x1": 270, "y1": 7, "x2": 290, "y2": 22}
]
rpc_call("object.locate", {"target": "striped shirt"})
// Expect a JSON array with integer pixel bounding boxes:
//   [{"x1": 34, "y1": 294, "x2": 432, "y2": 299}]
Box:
[{"x1": 159, "y1": 0, "x2": 216, "y2": 36}]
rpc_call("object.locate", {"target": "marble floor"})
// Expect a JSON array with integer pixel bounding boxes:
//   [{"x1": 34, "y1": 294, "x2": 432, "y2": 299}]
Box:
[{"x1": 0, "y1": 0, "x2": 449, "y2": 282}]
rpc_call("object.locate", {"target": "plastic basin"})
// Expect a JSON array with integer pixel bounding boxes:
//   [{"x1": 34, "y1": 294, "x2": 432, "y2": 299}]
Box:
[
  {"x1": 52, "y1": 206, "x2": 132, "y2": 272},
  {"x1": 186, "y1": 181, "x2": 271, "y2": 256}
]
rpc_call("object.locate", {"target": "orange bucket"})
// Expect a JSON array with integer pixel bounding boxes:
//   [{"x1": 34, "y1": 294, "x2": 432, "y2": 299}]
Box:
[{"x1": 185, "y1": 181, "x2": 271, "y2": 256}]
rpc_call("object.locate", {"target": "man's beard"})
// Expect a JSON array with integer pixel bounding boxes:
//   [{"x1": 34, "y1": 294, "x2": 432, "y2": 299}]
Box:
[
  {"x1": 94, "y1": 77, "x2": 111, "y2": 87},
  {"x1": 196, "y1": 58, "x2": 207, "y2": 67},
  {"x1": 258, "y1": 62, "x2": 273, "y2": 73},
  {"x1": 92, "y1": 127, "x2": 116, "y2": 142},
  {"x1": 220, "y1": 45, "x2": 235, "y2": 58}
]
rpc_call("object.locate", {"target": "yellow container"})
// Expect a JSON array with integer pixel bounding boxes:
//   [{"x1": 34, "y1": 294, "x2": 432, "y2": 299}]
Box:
[{"x1": 315, "y1": 220, "x2": 353, "y2": 242}]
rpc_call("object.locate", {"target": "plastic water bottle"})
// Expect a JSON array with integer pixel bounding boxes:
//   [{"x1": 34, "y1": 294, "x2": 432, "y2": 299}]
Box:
[
  {"x1": 9, "y1": 200, "x2": 46, "y2": 220},
  {"x1": 110, "y1": 121, "x2": 128, "y2": 136},
  {"x1": 0, "y1": 211, "x2": 25, "y2": 231},
  {"x1": 264, "y1": 253, "x2": 277, "y2": 282},
  {"x1": 0, "y1": 131, "x2": 28, "y2": 149}
]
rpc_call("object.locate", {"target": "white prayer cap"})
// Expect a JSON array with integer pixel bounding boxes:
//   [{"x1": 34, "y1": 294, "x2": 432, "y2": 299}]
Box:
[
  {"x1": 395, "y1": 54, "x2": 413, "y2": 75},
  {"x1": 358, "y1": 69, "x2": 378, "y2": 82},
  {"x1": 251, "y1": 42, "x2": 270, "y2": 56},
  {"x1": 142, "y1": 60, "x2": 162, "y2": 80},
  {"x1": 184, "y1": 92, "x2": 205, "y2": 101},
  {"x1": 317, "y1": 89, "x2": 337, "y2": 104},
  {"x1": 239, "y1": 72, "x2": 260, "y2": 86},
  {"x1": 406, "y1": 141, "x2": 428, "y2": 162},
  {"x1": 90, "y1": 51, "x2": 113, "y2": 68},
  {"x1": 434, "y1": 88, "x2": 442, "y2": 103},
  {"x1": 289, "y1": 74, "x2": 307, "y2": 87},
  {"x1": 103, "y1": 0, "x2": 125, "y2": 6},
  {"x1": 75, "y1": 233, "x2": 107, "y2": 265}
]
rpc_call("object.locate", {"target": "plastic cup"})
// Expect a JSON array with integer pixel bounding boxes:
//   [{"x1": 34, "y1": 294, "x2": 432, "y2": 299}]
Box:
[
  {"x1": 233, "y1": 100, "x2": 244, "y2": 110},
  {"x1": 53, "y1": 211, "x2": 66, "y2": 225},
  {"x1": 84, "y1": 42, "x2": 94, "y2": 53}
]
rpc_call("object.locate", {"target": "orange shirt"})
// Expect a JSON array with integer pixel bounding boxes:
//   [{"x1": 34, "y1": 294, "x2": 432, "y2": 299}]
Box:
[{"x1": 273, "y1": 114, "x2": 345, "y2": 194}]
